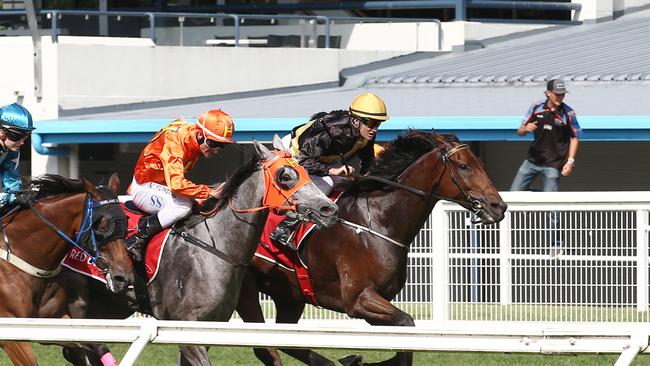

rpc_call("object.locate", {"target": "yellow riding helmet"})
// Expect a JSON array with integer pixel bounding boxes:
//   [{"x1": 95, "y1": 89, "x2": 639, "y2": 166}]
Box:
[{"x1": 349, "y1": 92, "x2": 389, "y2": 121}]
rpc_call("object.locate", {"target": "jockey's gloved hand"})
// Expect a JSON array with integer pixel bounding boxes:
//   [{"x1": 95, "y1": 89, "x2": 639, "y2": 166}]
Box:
[{"x1": 12, "y1": 191, "x2": 36, "y2": 208}]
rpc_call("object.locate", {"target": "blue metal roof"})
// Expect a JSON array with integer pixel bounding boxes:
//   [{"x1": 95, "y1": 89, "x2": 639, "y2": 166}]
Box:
[{"x1": 32, "y1": 115, "x2": 650, "y2": 154}]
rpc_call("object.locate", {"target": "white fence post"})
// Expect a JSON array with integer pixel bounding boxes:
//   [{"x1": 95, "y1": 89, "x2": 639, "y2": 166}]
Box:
[
  {"x1": 431, "y1": 203, "x2": 449, "y2": 326},
  {"x1": 499, "y1": 210, "x2": 512, "y2": 306},
  {"x1": 636, "y1": 209, "x2": 649, "y2": 312}
]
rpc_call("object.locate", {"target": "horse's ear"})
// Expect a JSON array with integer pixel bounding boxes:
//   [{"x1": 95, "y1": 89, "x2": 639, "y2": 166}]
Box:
[
  {"x1": 272, "y1": 134, "x2": 287, "y2": 151},
  {"x1": 253, "y1": 139, "x2": 274, "y2": 160},
  {"x1": 107, "y1": 173, "x2": 120, "y2": 195},
  {"x1": 83, "y1": 178, "x2": 102, "y2": 200}
]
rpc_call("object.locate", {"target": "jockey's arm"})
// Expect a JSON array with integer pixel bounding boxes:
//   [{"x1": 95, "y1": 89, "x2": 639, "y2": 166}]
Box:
[
  {"x1": 159, "y1": 134, "x2": 211, "y2": 199},
  {"x1": 0, "y1": 151, "x2": 22, "y2": 204},
  {"x1": 298, "y1": 130, "x2": 332, "y2": 176}
]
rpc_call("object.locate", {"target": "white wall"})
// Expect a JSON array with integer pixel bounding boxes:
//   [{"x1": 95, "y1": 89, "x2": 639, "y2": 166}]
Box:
[
  {"x1": 0, "y1": 36, "x2": 413, "y2": 112},
  {"x1": 0, "y1": 37, "x2": 58, "y2": 120},
  {"x1": 148, "y1": 21, "x2": 443, "y2": 51}
]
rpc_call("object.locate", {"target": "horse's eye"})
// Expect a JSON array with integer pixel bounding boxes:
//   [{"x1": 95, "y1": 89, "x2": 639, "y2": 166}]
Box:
[
  {"x1": 459, "y1": 163, "x2": 469, "y2": 171},
  {"x1": 276, "y1": 167, "x2": 298, "y2": 190}
]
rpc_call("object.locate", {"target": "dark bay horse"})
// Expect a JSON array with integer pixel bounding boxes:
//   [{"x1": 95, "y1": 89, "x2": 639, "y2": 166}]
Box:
[
  {"x1": 0, "y1": 173, "x2": 133, "y2": 366},
  {"x1": 235, "y1": 131, "x2": 508, "y2": 366},
  {"x1": 39, "y1": 139, "x2": 338, "y2": 366}
]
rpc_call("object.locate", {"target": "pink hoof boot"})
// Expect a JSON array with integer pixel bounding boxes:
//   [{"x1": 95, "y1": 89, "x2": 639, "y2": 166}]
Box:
[{"x1": 100, "y1": 352, "x2": 119, "y2": 366}]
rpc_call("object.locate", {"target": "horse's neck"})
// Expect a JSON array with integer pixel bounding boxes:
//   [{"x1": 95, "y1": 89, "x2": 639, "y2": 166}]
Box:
[
  {"x1": 11, "y1": 194, "x2": 85, "y2": 270},
  {"x1": 354, "y1": 154, "x2": 443, "y2": 248},
  {"x1": 190, "y1": 171, "x2": 268, "y2": 262}
]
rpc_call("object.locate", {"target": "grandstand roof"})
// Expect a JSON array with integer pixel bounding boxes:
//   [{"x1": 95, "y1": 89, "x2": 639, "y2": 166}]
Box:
[{"x1": 361, "y1": 9, "x2": 650, "y2": 87}]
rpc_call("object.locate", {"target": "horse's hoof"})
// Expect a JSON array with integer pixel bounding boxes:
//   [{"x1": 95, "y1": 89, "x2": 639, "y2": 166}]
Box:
[{"x1": 339, "y1": 354, "x2": 363, "y2": 366}]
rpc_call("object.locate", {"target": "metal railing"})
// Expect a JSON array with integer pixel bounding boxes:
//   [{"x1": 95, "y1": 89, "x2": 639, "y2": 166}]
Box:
[
  {"x1": 1, "y1": 10, "x2": 443, "y2": 49},
  {"x1": 162, "y1": 1, "x2": 582, "y2": 21}
]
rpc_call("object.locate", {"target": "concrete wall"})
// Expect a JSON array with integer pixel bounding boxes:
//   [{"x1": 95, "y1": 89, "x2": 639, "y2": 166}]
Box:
[
  {"x1": 0, "y1": 36, "x2": 412, "y2": 112},
  {"x1": 575, "y1": 0, "x2": 650, "y2": 22},
  {"x1": 147, "y1": 22, "x2": 444, "y2": 51}
]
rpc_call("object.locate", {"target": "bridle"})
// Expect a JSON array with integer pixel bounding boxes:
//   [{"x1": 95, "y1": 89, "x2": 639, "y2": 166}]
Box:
[
  {"x1": 229, "y1": 150, "x2": 312, "y2": 214},
  {"x1": 366, "y1": 143, "x2": 485, "y2": 221},
  {"x1": 28, "y1": 195, "x2": 127, "y2": 273},
  {"x1": 0, "y1": 194, "x2": 127, "y2": 277}
]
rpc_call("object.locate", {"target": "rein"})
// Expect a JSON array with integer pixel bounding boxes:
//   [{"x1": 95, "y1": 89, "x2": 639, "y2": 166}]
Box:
[
  {"x1": 0, "y1": 195, "x2": 119, "y2": 278},
  {"x1": 342, "y1": 143, "x2": 485, "y2": 250},
  {"x1": 367, "y1": 144, "x2": 484, "y2": 218}
]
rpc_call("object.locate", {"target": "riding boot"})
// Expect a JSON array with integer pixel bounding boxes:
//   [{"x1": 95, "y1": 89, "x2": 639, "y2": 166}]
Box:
[
  {"x1": 269, "y1": 217, "x2": 301, "y2": 250},
  {"x1": 126, "y1": 215, "x2": 163, "y2": 262}
]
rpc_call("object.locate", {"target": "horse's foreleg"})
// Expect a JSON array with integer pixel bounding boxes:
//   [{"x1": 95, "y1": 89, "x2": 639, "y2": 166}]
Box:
[
  {"x1": 178, "y1": 345, "x2": 210, "y2": 366},
  {"x1": 236, "y1": 271, "x2": 284, "y2": 366},
  {"x1": 1, "y1": 341, "x2": 39, "y2": 366},
  {"x1": 274, "y1": 299, "x2": 334, "y2": 366},
  {"x1": 343, "y1": 288, "x2": 414, "y2": 366}
]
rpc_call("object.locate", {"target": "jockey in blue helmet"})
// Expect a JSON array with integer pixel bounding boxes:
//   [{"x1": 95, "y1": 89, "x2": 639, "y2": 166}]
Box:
[{"x1": 0, "y1": 103, "x2": 35, "y2": 206}]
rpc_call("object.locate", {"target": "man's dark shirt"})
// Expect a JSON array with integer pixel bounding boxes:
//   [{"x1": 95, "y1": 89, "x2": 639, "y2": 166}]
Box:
[
  {"x1": 293, "y1": 110, "x2": 375, "y2": 176},
  {"x1": 523, "y1": 100, "x2": 580, "y2": 170}
]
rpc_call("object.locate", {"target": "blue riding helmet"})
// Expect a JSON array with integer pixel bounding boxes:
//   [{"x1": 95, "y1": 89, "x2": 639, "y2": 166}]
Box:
[{"x1": 0, "y1": 103, "x2": 35, "y2": 131}]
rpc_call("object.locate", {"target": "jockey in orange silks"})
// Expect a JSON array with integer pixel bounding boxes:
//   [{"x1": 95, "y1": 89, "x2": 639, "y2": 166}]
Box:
[{"x1": 125, "y1": 109, "x2": 235, "y2": 261}]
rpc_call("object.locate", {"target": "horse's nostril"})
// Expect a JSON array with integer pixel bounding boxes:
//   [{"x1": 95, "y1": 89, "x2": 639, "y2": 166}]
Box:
[{"x1": 320, "y1": 205, "x2": 337, "y2": 217}]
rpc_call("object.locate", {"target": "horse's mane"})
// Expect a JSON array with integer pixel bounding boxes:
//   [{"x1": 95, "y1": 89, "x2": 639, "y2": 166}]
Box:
[
  {"x1": 193, "y1": 153, "x2": 262, "y2": 215},
  {"x1": 354, "y1": 130, "x2": 453, "y2": 193},
  {"x1": 29, "y1": 174, "x2": 86, "y2": 200}
]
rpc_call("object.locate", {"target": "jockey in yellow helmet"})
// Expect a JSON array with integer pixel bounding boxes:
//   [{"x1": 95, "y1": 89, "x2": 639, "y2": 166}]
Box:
[{"x1": 272, "y1": 92, "x2": 389, "y2": 249}]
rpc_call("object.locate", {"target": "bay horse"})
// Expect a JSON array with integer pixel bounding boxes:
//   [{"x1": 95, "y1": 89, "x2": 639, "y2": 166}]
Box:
[
  {"x1": 235, "y1": 130, "x2": 508, "y2": 366},
  {"x1": 39, "y1": 139, "x2": 338, "y2": 366},
  {"x1": 0, "y1": 173, "x2": 133, "y2": 366}
]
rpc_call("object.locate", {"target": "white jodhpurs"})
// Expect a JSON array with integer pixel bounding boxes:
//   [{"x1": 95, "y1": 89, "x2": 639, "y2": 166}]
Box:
[{"x1": 128, "y1": 178, "x2": 193, "y2": 228}]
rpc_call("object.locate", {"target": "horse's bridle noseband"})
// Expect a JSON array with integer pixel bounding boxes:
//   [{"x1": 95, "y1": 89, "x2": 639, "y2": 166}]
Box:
[{"x1": 367, "y1": 143, "x2": 485, "y2": 221}]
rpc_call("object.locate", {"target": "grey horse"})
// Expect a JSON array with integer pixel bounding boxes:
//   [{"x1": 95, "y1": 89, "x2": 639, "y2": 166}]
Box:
[{"x1": 39, "y1": 138, "x2": 338, "y2": 366}]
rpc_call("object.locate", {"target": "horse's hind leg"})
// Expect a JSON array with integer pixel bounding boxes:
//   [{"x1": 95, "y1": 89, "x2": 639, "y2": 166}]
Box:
[
  {"x1": 274, "y1": 298, "x2": 335, "y2": 366},
  {"x1": 178, "y1": 345, "x2": 210, "y2": 366},
  {"x1": 1, "y1": 341, "x2": 39, "y2": 366},
  {"x1": 343, "y1": 288, "x2": 414, "y2": 366},
  {"x1": 236, "y1": 271, "x2": 284, "y2": 366}
]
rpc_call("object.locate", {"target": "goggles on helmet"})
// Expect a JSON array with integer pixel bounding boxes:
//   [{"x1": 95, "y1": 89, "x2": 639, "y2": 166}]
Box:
[
  {"x1": 357, "y1": 117, "x2": 382, "y2": 129},
  {"x1": 2, "y1": 127, "x2": 30, "y2": 141},
  {"x1": 205, "y1": 138, "x2": 230, "y2": 150}
]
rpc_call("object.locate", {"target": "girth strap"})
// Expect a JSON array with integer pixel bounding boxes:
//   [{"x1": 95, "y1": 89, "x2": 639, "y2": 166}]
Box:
[{"x1": 170, "y1": 228, "x2": 248, "y2": 268}]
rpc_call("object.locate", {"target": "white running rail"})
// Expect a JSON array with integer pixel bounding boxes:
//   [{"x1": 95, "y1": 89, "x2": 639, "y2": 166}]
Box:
[{"x1": 0, "y1": 318, "x2": 648, "y2": 366}]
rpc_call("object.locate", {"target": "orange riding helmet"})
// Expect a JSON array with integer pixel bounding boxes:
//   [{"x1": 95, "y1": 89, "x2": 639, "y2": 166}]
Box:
[{"x1": 196, "y1": 109, "x2": 235, "y2": 143}]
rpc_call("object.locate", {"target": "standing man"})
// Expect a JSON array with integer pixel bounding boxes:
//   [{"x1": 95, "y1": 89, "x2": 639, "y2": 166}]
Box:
[
  {"x1": 510, "y1": 79, "x2": 581, "y2": 259},
  {"x1": 510, "y1": 79, "x2": 581, "y2": 192},
  {"x1": 125, "y1": 109, "x2": 235, "y2": 261},
  {"x1": 0, "y1": 103, "x2": 34, "y2": 207},
  {"x1": 271, "y1": 92, "x2": 389, "y2": 248}
]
